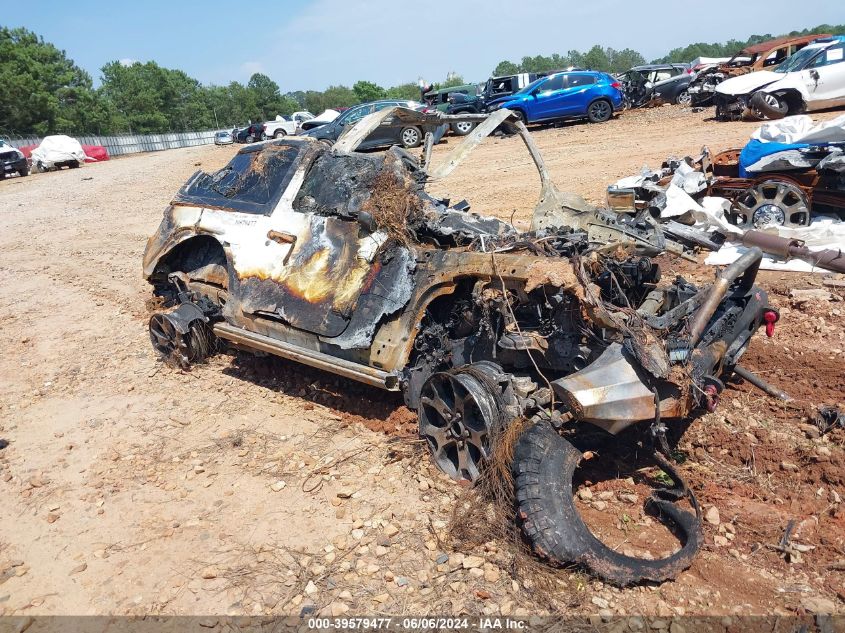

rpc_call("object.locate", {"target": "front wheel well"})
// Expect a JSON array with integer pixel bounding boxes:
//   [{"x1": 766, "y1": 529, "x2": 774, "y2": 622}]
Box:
[
  {"x1": 770, "y1": 88, "x2": 805, "y2": 114},
  {"x1": 152, "y1": 235, "x2": 229, "y2": 289}
]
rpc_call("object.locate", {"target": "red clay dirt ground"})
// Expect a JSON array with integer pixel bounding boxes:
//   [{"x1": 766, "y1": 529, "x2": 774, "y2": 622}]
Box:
[{"x1": 0, "y1": 106, "x2": 843, "y2": 622}]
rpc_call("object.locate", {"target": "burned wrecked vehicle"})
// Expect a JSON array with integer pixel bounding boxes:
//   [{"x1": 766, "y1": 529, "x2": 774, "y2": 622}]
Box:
[
  {"x1": 143, "y1": 108, "x2": 775, "y2": 584},
  {"x1": 688, "y1": 34, "x2": 827, "y2": 108}
]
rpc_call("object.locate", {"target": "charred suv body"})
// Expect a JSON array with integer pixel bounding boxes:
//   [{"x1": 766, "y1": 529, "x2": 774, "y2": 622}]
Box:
[{"x1": 144, "y1": 108, "x2": 775, "y2": 584}]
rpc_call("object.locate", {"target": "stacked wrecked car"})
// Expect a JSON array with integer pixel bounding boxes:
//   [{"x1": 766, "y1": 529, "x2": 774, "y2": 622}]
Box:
[{"x1": 143, "y1": 108, "x2": 777, "y2": 585}]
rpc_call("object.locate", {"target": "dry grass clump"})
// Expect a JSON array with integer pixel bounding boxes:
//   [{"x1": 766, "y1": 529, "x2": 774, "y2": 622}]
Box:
[{"x1": 361, "y1": 163, "x2": 423, "y2": 247}]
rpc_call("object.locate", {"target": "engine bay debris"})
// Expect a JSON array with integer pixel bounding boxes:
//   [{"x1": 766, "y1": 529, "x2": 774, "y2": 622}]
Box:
[{"x1": 143, "y1": 108, "x2": 777, "y2": 585}]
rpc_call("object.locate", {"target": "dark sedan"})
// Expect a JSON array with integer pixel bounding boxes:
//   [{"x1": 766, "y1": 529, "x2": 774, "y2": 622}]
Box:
[
  {"x1": 302, "y1": 100, "x2": 436, "y2": 149},
  {"x1": 233, "y1": 124, "x2": 265, "y2": 143},
  {"x1": 0, "y1": 140, "x2": 29, "y2": 178},
  {"x1": 619, "y1": 64, "x2": 693, "y2": 105}
]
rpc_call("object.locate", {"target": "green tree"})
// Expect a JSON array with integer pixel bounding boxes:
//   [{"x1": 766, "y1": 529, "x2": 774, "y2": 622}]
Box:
[
  {"x1": 303, "y1": 90, "x2": 326, "y2": 115},
  {"x1": 438, "y1": 73, "x2": 466, "y2": 89},
  {"x1": 320, "y1": 85, "x2": 358, "y2": 109},
  {"x1": 653, "y1": 24, "x2": 845, "y2": 63},
  {"x1": 492, "y1": 60, "x2": 520, "y2": 76},
  {"x1": 580, "y1": 45, "x2": 611, "y2": 72},
  {"x1": 284, "y1": 90, "x2": 306, "y2": 108},
  {"x1": 353, "y1": 80, "x2": 386, "y2": 102},
  {"x1": 606, "y1": 47, "x2": 646, "y2": 73},
  {"x1": 0, "y1": 26, "x2": 97, "y2": 135},
  {"x1": 385, "y1": 82, "x2": 421, "y2": 101},
  {"x1": 247, "y1": 72, "x2": 286, "y2": 119}
]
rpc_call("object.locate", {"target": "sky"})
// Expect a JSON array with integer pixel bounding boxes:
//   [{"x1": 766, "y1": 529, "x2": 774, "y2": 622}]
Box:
[{"x1": 4, "y1": 0, "x2": 844, "y2": 91}]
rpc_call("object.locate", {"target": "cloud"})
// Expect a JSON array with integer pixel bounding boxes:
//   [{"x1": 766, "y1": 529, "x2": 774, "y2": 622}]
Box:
[{"x1": 118, "y1": 58, "x2": 138, "y2": 67}]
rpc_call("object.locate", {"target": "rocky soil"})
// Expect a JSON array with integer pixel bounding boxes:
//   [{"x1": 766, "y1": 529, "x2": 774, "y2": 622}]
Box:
[{"x1": 0, "y1": 106, "x2": 843, "y2": 621}]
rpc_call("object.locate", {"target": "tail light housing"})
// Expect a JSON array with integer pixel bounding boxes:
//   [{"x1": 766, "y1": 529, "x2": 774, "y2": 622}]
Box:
[
  {"x1": 763, "y1": 309, "x2": 779, "y2": 337},
  {"x1": 611, "y1": 82, "x2": 621, "y2": 89}
]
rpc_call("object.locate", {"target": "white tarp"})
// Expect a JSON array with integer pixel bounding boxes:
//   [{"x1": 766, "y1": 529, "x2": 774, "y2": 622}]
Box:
[
  {"x1": 659, "y1": 184, "x2": 845, "y2": 272},
  {"x1": 751, "y1": 114, "x2": 845, "y2": 145},
  {"x1": 30, "y1": 135, "x2": 87, "y2": 169}
]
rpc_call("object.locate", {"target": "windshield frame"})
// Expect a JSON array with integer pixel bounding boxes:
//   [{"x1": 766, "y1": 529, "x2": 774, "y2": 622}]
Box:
[
  {"x1": 774, "y1": 44, "x2": 827, "y2": 73},
  {"x1": 513, "y1": 76, "x2": 547, "y2": 96}
]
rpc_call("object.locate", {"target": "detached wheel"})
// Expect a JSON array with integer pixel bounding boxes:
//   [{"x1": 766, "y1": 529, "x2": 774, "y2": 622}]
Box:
[
  {"x1": 149, "y1": 303, "x2": 214, "y2": 370},
  {"x1": 513, "y1": 422, "x2": 702, "y2": 585},
  {"x1": 587, "y1": 99, "x2": 612, "y2": 123},
  {"x1": 730, "y1": 180, "x2": 810, "y2": 229},
  {"x1": 750, "y1": 92, "x2": 788, "y2": 120},
  {"x1": 675, "y1": 89, "x2": 692, "y2": 106},
  {"x1": 418, "y1": 364, "x2": 505, "y2": 482},
  {"x1": 451, "y1": 120, "x2": 476, "y2": 136},
  {"x1": 400, "y1": 126, "x2": 422, "y2": 148}
]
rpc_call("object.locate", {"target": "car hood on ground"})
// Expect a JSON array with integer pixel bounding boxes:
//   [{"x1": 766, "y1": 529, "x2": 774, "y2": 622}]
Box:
[{"x1": 716, "y1": 70, "x2": 780, "y2": 96}]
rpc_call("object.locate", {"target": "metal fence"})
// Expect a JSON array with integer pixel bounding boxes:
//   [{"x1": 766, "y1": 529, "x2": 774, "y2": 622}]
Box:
[{"x1": 7, "y1": 130, "x2": 221, "y2": 158}]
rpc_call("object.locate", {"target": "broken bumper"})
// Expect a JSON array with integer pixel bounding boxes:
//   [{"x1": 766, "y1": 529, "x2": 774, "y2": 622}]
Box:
[{"x1": 714, "y1": 93, "x2": 749, "y2": 119}]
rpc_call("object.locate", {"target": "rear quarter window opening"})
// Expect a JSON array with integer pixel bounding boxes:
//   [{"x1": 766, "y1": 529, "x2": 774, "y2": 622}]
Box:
[
  {"x1": 293, "y1": 152, "x2": 382, "y2": 217},
  {"x1": 174, "y1": 144, "x2": 302, "y2": 214},
  {"x1": 569, "y1": 74, "x2": 596, "y2": 87}
]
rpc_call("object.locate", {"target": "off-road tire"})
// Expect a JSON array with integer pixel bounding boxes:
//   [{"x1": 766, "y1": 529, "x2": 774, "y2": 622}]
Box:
[
  {"x1": 587, "y1": 99, "x2": 612, "y2": 123},
  {"x1": 512, "y1": 421, "x2": 701, "y2": 585},
  {"x1": 400, "y1": 126, "x2": 422, "y2": 148},
  {"x1": 750, "y1": 92, "x2": 788, "y2": 120}
]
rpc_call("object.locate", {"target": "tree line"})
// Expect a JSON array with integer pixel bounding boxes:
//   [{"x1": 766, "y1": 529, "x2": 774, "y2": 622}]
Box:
[
  {"x1": 654, "y1": 23, "x2": 844, "y2": 64},
  {"x1": 1, "y1": 23, "x2": 843, "y2": 137}
]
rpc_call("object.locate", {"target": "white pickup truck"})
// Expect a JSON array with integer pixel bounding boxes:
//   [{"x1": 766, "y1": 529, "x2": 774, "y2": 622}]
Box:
[{"x1": 262, "y1": 111, "x2": 315, "y2": 138}]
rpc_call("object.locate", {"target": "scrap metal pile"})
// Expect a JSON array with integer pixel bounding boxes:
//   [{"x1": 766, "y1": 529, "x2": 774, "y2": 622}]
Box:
[
  {"x1": 144, "y1": 108, "x2": 780, "y2": 585},
  {"x1": 607, "y1": 114, "x2": 845, "y2": 274}
]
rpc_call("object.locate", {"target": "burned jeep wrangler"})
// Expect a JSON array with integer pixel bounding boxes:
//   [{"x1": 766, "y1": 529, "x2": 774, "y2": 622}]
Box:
[{"x1": 144, "y1": 108, "x2": 775, "y2": 584}]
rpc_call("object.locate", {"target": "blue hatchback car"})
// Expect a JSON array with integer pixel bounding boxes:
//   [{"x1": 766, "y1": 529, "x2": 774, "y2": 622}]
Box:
[{"x1": 488, "y1": 71, "x2": 624, "y2": 124}]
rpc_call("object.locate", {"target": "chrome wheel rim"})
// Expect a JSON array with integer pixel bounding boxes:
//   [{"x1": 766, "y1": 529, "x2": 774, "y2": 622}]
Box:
[
  {"x1": 732, "y1": 181, "x2": 810, "y2": 229},
  {"x1": 401, "y1": 128, "x2": 419, "y2": 146}
]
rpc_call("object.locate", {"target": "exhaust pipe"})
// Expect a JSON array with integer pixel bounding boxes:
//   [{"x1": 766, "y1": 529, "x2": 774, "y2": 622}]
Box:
[{"x1": 686, "y1": 247, "x2": 761, "y2": 348}]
